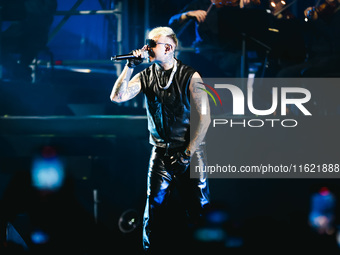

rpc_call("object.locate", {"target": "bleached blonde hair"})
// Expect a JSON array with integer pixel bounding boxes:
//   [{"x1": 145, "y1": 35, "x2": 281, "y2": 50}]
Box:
[{"x1": 148, "y1": 26, "x2": 178, "y2": 48}]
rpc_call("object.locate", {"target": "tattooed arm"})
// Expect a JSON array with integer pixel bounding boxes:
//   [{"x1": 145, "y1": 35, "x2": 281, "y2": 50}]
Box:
[
  {"x1": 187, "y1": 72, "x2": 211, "y2": 154},
  {"x1": 110, "y1": 47, "x2": 145, "y2": 103},
  {"x1": 110, "y1": 65, "x2": 142, "y2": 103}
]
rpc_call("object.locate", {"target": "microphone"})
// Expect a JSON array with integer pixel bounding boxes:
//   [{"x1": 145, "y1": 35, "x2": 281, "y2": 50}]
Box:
[{"x1": 111, "y1": 50, "x2": 149, "y2": 61}]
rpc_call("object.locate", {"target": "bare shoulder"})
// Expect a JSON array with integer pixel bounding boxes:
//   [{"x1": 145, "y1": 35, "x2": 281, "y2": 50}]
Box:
[
  {"x1": 192, "y1": 72, "x2": 201, "y2": 79},
  {"x1": 189, "y1": 72, "x2": 204, "y2": 93}
]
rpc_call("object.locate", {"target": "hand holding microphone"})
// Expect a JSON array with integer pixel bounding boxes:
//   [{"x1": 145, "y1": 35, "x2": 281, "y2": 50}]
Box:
[
  {"x1": 111, "y1": 45, "x2": 149, "y2": 68},
  {"x1": 127, "y1": 48, "x2": 147, "y2": 68}
]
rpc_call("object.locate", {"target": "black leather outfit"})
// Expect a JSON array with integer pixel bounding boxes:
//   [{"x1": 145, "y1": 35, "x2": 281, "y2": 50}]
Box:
[{"x1": 140, "y1": 59, "x2": 210, "y2": 252}]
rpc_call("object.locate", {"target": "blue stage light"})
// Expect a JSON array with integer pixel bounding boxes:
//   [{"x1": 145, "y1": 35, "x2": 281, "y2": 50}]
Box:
[
  {"x1": 31, "y1": 156, "x2": 65, "y2": 191},
  {"x1": 309, "y1": 187, "x2": 336, "y2": 235},
  {"x1": 31, "y1": 230, "x2": 50, "y2": 244}
]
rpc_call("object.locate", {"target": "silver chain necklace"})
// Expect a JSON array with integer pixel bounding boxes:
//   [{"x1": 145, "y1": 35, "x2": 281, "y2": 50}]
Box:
[{"x1": 156, "y1": 59, "x2": 177, "y2": 90}]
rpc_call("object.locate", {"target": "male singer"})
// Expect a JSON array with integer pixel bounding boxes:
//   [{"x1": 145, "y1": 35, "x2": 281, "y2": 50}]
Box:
[{"x1": 110, "y1": 26, "x2": 210, "y2": 253}]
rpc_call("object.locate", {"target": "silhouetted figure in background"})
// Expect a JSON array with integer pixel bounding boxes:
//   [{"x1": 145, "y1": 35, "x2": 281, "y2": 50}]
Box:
[
  {"x1": 169, "y1": 0, "x2": 257, "y2": 77},
  {"x1": 276, "y1": 0, "x2": 340, "y2": 77}
]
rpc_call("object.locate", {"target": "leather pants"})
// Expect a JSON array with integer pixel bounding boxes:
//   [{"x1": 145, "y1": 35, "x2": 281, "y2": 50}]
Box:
[{"x1": 142, "y1": 144, "x2": 210, "y2": 252}]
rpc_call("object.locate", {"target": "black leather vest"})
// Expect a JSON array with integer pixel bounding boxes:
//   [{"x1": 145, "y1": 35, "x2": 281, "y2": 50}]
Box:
[{"x1": 140, "y1": 59, "x2": 196, "y2": 148}]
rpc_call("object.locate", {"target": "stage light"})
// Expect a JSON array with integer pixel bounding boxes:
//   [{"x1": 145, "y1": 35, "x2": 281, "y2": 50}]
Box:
[
  {"x1": 118, "y1": 209, "x2": 140, "y2": 233},
  {"x1": 206, "y1": 210, "x2": 229, "y2": 225},
  {"x1": 194, "y1": 228, "x2": 226, "y2": 242},
  {"x1": 31, "y1": 229, "x2": 49, "y2": 244},
  {"x1": 336, "y1": 227, "x2": 340, "y2": 247},
  {"x1": 309, "y1": 187, "x2": 336, "y2": 235},
  {"x1": 70, "y1": 68, "x2": 92, "y2": 73},
  {"x1": 31, "y1": 154, "x2": 65, "y2": 191}
]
